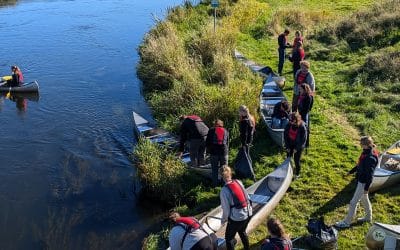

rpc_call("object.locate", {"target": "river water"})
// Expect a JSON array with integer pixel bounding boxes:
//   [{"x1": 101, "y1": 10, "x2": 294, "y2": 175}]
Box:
[{"x1": 0, "y1": 0, "x2": 184, "y2": 249}]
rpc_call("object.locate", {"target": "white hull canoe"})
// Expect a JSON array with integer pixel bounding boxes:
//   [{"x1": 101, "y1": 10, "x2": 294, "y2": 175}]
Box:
[
  {"x1": 366, "y1": 222, "x2": 400, "y2": 249},
  {"x1": 0, "y1": 81, "x2": 39, "y2": 93},
  {"x1": 369, "y1": 140, "x2": 400, "y2": 192},
  {"x1": 199, "y1": 158, "x2": 293, "y2": 248},
  {"x1": 132, "y1": 111, "x2": 212, "y2": 176},
  {"x1": 259, "y1": 74, "x2": 287, "y2": 147}
]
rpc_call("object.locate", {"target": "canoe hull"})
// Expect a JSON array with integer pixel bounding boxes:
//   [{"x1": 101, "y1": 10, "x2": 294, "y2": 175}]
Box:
[
  {"x1": 0, "y1": 81, "x2": 39, "y2": 93},
  {"x1": 366, "y1": 222, "x2": 400, "y2": 249}
]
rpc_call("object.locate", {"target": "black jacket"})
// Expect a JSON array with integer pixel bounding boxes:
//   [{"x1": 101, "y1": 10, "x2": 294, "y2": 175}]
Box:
[
  {"x1": 278, "y1": 33, "x2": 290, "y2": 50},
  {"x1": 239, "y1": 118, "x2": 254, "y2": 146},
  {"x1": 206, "y1": 127, "x2": 229, "y2": 155},
  {"x1": 348, "y1": 148, "x2": 378, "y2": 191},
  {"x1": 179, "y1": 117, "x2": 209, "y2": 151},
  {"x1": 284, "y1": 122, "x2": 307, "y2": 151},
  {"x1": 272, "y1": 102, "x2": 290, "y2": 119},
  {"x1": 297, "y1": 94, "x2": 313, "y2": 118}
]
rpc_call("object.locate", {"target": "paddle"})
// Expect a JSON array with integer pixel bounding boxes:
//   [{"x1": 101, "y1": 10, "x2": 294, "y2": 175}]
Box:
[{"x1": 6, "y1": 87, "x2": 11, "y2": 99}]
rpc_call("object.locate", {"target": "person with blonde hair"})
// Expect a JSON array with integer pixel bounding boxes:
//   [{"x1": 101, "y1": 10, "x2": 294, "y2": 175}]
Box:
[
  {"x1": 239, "y1": 105, "x2": 255, "y2": 156},
  {"x1": 335, "y1": 136, "x2": 379, "y2": 228},
  {"x1": 292, "y1": 60, "x2": 315, "y2": 111},
  {"x1": 219, "y1": 165, "x2": 252, "y2": 250},
  {"x1": 261, "y1": 217, "x2": 292, "y2": 250}
]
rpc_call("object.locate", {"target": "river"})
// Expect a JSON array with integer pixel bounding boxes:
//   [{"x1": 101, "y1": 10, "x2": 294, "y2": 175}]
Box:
[{"x1": 0, "y1": 0, "x2": 185, "y2": 249}]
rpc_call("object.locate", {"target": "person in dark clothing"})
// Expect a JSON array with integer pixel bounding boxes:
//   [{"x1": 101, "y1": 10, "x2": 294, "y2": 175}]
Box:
[
  {"x1": 239, "y1": 105, "x2": 255, "y2": 157},
  {"x1": 335, "y1": 136, "x2": 379, "y2": 229},
  {"x1": 277, "y1": 29, "x2": 291, "y2": 75},
  {"x1": 9, "y1": 65, "x2": 24, "y2": 87},
  {"x1": 220, "y1": 166, "x2": 252, "y2": 250},
  {"x1": 271, "y1": 100, "x2": 291, "y2": 129},
  {"x1": 206, "y1": 119, "x2": 229, "y2": 186},
  {"x1": 169, "y1": 212, "x2": 217, "y2": 250},
  {"x1": 297, "y1": 84, "x2": 313, "y2": 125},
  {"x1": 261, "y1": 217, "x2": 292, "y2": 250},
  {"x1": 179, "y1": 115, "x2": 209, "y2": 167},
  {"x1": 284, "y1": 112, "x2": 307, "y2": 178},
  {"x1": 290, "y1": 41, "x2": 305, "y2": 78},
  {"x1": 292, "y1": 60, "x2": 315, "y2": 111}
]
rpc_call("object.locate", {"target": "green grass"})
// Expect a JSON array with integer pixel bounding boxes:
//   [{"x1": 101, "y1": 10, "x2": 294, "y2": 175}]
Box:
[{"x1": 136, "y1": 0, "x2": 400, "y2": 249}]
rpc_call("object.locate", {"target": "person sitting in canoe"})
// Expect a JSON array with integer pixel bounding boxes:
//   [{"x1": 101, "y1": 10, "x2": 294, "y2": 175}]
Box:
[
  {"x1": 6, "y1": 65, "x2": 24, "y2": 87},
  {"x1": 168, "y1": 211, "x2": 217, "y2": 250},
  {"x1": 178, "y1": 115, "x2": 209, "y2": 167},
  {"x1": 335, "y1": 136, "x2": 379, "y2": 229},
  {"x1": 220, "y1": 165, "x2": 252, "y2": 250},
  {"x1": 271, "y1": 100, "x2": 291, "y2": 129},
  {"x1": 261, "y1": 217, "x2": 293, "y2": 250}
]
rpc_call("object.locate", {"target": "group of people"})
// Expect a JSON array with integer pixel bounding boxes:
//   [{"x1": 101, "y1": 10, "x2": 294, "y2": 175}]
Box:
[
  {"x1": 179, "y1": 105, "x2": 255, "y2": 186},
  {"x1": 277, "y1": 29, "x2": 305, "y2": 77},
  {"x1": 1, "y1": 65, "x2": 24, "y2": 87}
]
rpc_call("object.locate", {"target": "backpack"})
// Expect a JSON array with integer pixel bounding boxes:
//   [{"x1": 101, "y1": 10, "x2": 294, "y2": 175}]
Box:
[{"x1": 305, "y1": 217, "x2": 338, "y2": 250}]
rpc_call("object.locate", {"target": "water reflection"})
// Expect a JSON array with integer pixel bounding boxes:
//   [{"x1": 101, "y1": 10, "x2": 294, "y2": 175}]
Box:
[
  {"x1": 0, "y1": 92, "x2": 39, "y2": 112},
  {"x1": 0, "y1": 0, "x2": 17, "y2": 7}
]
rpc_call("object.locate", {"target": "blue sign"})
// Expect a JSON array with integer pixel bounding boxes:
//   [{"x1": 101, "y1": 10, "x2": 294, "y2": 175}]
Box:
[{"x1": 211, "y1": 0, "x2": 219, "y2": 8}]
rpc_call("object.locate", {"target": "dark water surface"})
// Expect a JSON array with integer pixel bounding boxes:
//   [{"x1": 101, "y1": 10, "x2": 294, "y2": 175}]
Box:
[{"x1": 0, "y1": 0, "x2": 184, "y2": 249}]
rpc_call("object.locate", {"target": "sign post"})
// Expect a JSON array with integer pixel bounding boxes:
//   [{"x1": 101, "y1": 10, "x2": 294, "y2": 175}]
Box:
[{"x1": 211, "y1": 0, "x2": 219, "y2": 34}]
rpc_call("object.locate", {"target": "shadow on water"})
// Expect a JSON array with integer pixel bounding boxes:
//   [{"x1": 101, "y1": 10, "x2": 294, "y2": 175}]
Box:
[{"x1": 311, "y1": 178, "x2": 357, "y2": 218}]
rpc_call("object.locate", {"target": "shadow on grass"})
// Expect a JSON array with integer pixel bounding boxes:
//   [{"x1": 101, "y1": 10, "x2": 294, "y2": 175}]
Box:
[{"x1": 311, "y1": 178, "x2": 357, "y2": 218}]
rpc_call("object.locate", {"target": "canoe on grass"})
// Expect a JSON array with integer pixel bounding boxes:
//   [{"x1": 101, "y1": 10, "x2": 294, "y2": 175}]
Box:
[
  {"x1": 0, "y1": 80, "x2": 39, "y2": 93},
  {"x1": 369, "y1": 140, "x2": 400, "y2": 192},
  {"x1": 198, "y1": 158, "x2": 293, "y2": 248},
  {"x1": 365, "y1": 222, "x2": 400, "y2": 249},
  {"x1": 132, "y1": 111, "x2": 212, "y2": 177},
  {"x1": 259, "y1": 73, "x2": 287, "y2": 147}
]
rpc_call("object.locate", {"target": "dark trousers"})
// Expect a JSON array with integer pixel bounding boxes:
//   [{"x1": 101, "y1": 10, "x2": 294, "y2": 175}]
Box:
[
  {"x1": 210, "y1": 154, "x2": 228, "y2": 186},
  {"x1": 225, "y1": 218, "x2": 250, "y2": 250},
  {"x1": 278, "y1": 48, "x2": 285, "y2": 75},
  {"x1": 189, "y1": 138, "x2": 206, "y2": 167},
  {"x1": 287, "y1": 148, "x2": 303, "y2": 176},
  {"x1": 192, "y1": 233, "x2": 218, "y2": 250}
]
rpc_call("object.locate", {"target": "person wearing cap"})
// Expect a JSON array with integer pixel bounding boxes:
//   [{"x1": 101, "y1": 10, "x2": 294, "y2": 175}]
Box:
[
  {"x1": 168, "y1": 211, "x2": 217, "y2": 250},
  {"x1": 284, "y1": 112, "x2": 307, "y2": 179},
  {"x1": 179, "y1": 115, "x2": 209, "y2": 167},
  {"x1": 220, "y1": 165, "x2": 252, "y2": 250},
  {"x1": 277, "y1": 29, "x2": 291, "y2": 75},
  {"x1": 261, "y1": 217, "x2": 292, "y2": 250},
  {"x1": 292, "y1": 60, "x2": 315, "y2": 111},
  {"x1": 335, "y1": 136, "x2": 379, "y2": 229},
  {"x1": 290, "y1": 40, "x2": 305, "y2": 78},
  {"x1": 206, "y1": 119, "x2": 229, "y2": 186}
]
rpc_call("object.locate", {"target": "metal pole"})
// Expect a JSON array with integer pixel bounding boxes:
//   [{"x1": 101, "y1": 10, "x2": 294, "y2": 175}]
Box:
[{"x1": 213, "y1": 7, "x2": 216, "y2": 34}]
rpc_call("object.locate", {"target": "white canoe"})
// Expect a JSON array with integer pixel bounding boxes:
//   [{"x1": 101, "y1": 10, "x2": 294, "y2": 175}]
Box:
[
  {"x1": 369, "y1": 140, "x2": 400, "y2": 192},
  {"x1": 199, "y1": 158, "x2": 293, "y2": 248},
  {"x1": 365, "y1": 222, "x2": 400, "y2": 249}
]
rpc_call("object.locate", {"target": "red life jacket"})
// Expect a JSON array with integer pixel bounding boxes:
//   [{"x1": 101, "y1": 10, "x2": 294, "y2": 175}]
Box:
[
  {"x1": 226, "y1": 180, "x2": 248, "y2": 209},
  {"x1": 213, "y1": 126, "x2": 227, "y2": 145},
  {"x1": 186, "y1": 115, "x2": 202, "y2": 121},
  {"x1": 296, "y1": 71, "x2": 309, "y2": 85},
  {"x1": 288, "y1": 126, "x2": 298, "y2": 141},
  {"x1": 357, "y1": 149, "x2": 379, "y2": 166},
  {"x1": 176, "y1": 217, "x2": 200, "y2": 230}
]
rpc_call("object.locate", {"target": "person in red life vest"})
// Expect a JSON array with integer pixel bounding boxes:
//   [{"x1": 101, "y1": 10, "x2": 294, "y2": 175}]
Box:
[
  {"x1": 297, "y1": 84, "x2": 313, "y2": 126},
  {"x1": 220, "y1": 165, "x2": 252, "y2": 250},
  {"x1": 292, "y1": 60, "x2": 315, "y2": 111},
  {"x1": 7, "y1": 65, "x2": 24, "y2": 87},
  {"x1": 168, "y1": 211, "x2": 217, "y2": 250},
  {"x1": 261, "y1": 217, "x2": 293, "y2": 250},
  {"x1": 206, "y1": 119, "x2": 229, "y2": 186},
  {"x1": 179, "y1": 115, "x2": 209, "y2": 167},
  {"x1": 284, "y1": 112, "x2": 307, "y2": 178},
  {"x1": 335, "y1": 136, "x2": 379, "y2": 229},
  {"x1": 271, "y1": 100, "x2": 291, "y2": 129},
  {"x1": 239, "y1": 105, "x2": 255, "y2": 158},
  {"x1": 292, "y1": 30, "x2": 303, "y2": 48},
  {"x1": 277, "y1": 29, "x2": 291, "y2": 75},
  {"x1": 290, "y1": 41, "x2": 305, "y2": 78}
]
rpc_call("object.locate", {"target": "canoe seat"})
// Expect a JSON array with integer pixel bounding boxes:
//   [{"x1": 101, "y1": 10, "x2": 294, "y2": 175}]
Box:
[
  {"x1": 249, "y1": 194, "x2": 270, "y2": 204},
  {"x1": 137, "y1": 125, "x2": 153, "y2": 133}
]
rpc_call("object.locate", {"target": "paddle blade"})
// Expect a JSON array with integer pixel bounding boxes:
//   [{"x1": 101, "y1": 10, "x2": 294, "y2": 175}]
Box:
[{"x1": 6, "y1": 92, "x2": 10, "y2": 98}]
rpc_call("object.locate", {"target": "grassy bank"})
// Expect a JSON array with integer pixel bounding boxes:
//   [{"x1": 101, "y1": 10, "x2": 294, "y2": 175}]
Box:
[{"x1": 135, "y1": 0, "x2": 400, "y2": 249}]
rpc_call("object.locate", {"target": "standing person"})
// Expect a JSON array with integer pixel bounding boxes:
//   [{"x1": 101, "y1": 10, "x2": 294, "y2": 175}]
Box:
[
  {"x1": 277, "y1": 29, "x2": 291, "y2": 75},
  {"x1": 206, "y1": 119, "x2": 229, "y2": 186},
  {"x1": 292, "y1": 60, "x2": 315, "y2": 111},
  {"x1": 271, "y1": 100, "x2": 291, "y2": 129},
  {"x1": 290, "y1": 41, "x2": 305, "y2": 78},
  {"x1": 292, "y1": 30, "x2": 303, "y2": 48},
  {"x1": 297, "y1": 84, "x2": 313, "y2": 125},
  {"x1": 169, "y1": 211, "x2": 217, "y2": 250},
  {"x1": 7, "y1": 65, "x2": 24, "y2": 87},
  {"x1": 335, "y1": 136, "x2": 379, "y2": 229},
  {"x1": 220, "y1": 165, "x2": 252, "y2": 250},
  {"x1": 261, "y1": 217, "x2": 293, "y2": 250},
  {"x1": 179, "y1": 115, "x2": 209, "y2": 167},
  {"x1": 239, "y1": 105, "x2": 255, "y2": 157},
  {"x1": 284, "y1": 112, "x2": 307, "y2": 178}
]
